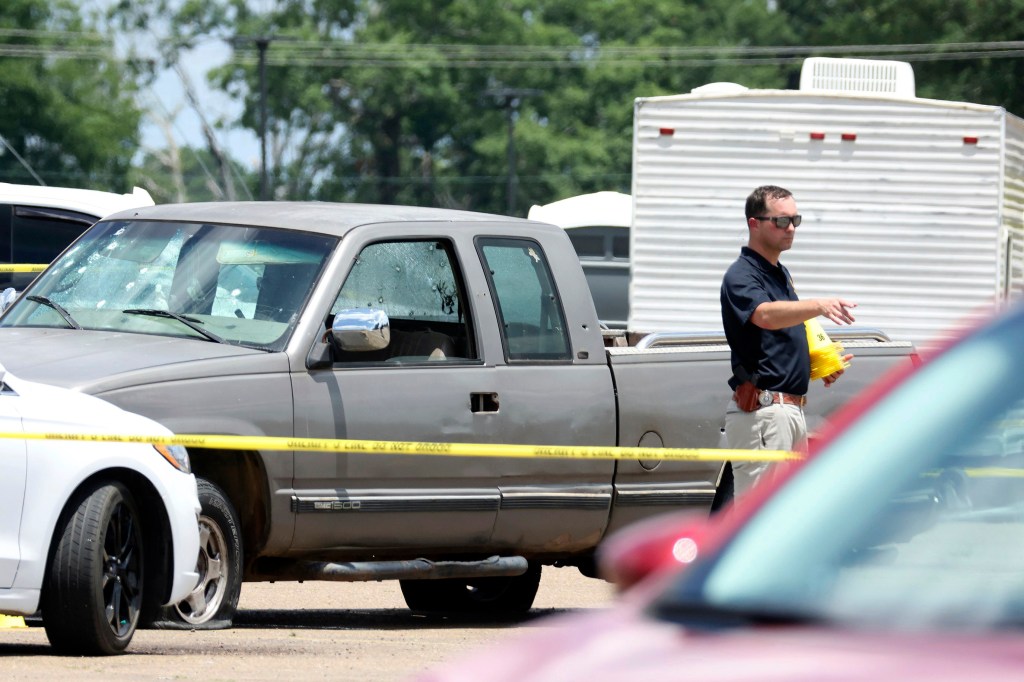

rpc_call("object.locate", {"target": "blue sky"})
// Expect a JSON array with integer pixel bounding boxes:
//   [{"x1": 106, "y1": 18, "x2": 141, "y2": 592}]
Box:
[
  {"x1": 140, "y1": 39, "x2": 261, "y2": 168},
  {"x1": 83, "y1": 0, "x2": 261, "y2": 171}
]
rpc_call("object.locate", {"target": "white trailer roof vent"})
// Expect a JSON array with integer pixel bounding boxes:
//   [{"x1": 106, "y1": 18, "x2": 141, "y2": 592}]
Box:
[
  {"x1": 690, "y1": 82, "x2": 748, "y2": 96},
  {"x1": 799, "y1": 57, "x2": 915, "y2": 97}
]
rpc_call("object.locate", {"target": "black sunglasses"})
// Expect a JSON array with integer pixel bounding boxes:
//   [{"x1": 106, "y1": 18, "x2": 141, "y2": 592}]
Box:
[{"x1": 755, "y1": 215, "x2": 802, "y2": 228}]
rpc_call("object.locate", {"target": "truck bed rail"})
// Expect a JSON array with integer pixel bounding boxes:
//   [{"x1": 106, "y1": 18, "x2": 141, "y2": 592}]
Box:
[{"x1": 633, "y1": 327, "x2": 894, "y2": 350}]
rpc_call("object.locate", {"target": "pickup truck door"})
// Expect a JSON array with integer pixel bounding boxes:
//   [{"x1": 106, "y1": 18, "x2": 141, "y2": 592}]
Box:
[
  {"x1": 291, "y1": 238, "x2": 501, "y2": 552},
  {"x1": 290, "y1": 233, "x2": 618, "y2": 556},
  {"x1": 475, "y1": 237, "x2": 617, "y2": 554},
  {"x1": 0, "y1": 386, "x2": 26, "y2": 588}
]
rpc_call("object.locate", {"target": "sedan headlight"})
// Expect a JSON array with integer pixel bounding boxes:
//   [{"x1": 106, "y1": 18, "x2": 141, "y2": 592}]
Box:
[{"x1": 154, "y1": 444, "x2": 191, "y2": 473}]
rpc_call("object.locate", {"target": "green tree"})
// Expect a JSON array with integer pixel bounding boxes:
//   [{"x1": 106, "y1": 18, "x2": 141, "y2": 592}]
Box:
[
  {"x1": 204, "y1": 0, "x2": 796, "y2": 213},
  {"x1": 780, "y1": 0, "x2": 1024, "y2": 114},
  {"x1": 0, "y1": 0, "x2": 143, "y2": 188},
  {"x1": 110, "y1": 0, "x2": 1024, "y2": 212},
  {"x1": 500, "y1": 0, "x2": 796, "y2": 212}
]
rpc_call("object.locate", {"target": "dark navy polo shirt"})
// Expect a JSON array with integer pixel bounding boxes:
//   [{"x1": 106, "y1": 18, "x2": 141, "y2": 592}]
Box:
[{"x1": 720, "y1": 246, "x2": 810, "y2": 395}]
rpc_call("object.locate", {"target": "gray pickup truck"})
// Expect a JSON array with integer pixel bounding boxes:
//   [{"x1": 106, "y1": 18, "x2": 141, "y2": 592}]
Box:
[{"x1": 0, "y1": 202, "x2": 916, "y2": 628}]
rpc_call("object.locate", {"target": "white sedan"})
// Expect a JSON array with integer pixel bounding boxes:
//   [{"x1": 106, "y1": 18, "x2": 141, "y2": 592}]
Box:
[{"x1": 0, "y1": 362, "x2": 200, "y2": 655}]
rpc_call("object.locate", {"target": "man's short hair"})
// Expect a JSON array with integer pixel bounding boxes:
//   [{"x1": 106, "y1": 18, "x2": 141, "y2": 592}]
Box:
[{"x1": 745, "y1": 185, "x2": 793, "y2": 220}]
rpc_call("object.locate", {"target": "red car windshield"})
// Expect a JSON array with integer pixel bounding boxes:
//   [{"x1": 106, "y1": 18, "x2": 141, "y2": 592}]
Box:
[{"x1": 655, "y1": 303, "x2": 1024, "y2": 630}]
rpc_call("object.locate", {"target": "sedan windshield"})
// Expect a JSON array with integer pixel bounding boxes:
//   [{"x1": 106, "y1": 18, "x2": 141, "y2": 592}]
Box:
[
  {"x1": 0, "y1": 219, "x2": 337, "y2": 352},
  {"x1": 657, "y1": 307, "x2": 1024, "y2": 631}
]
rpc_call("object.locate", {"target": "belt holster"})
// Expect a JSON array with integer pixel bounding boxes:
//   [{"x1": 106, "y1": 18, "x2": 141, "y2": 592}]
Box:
[
  {"x1": 732, "y1": 364, "x2": 761, "y2": 413},
  {"x1": 733, "y1": 382, "x2": 761, "y2": 412}
]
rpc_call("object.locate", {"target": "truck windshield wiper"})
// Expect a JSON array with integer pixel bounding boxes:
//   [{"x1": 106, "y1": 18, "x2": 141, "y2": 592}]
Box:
[
  {"x1": 26, "y1": 295, "x2": 81, "y2": 330},
  {"x1": 123, "y1": 308, "x2": 226, "y2": 344}
]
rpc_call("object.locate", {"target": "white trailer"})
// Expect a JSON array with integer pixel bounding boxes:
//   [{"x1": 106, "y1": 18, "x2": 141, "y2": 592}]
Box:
[{"x1": 629, "y1": 57, "x2": 1024, "y2": 346}]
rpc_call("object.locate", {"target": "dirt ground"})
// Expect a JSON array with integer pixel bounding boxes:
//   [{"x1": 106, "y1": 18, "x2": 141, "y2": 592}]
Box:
[{"x1": 0, "y1": 566, "x2": 616, "y2": 681}]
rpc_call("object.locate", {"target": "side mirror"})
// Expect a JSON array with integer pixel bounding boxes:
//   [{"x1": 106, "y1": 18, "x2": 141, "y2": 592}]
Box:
[
  {"x1": 330, "y1": 307, "x2": 391, "y2": 352},
  {"x1": 598, "y1": 510, "x2": 712, "y2": 592},
  {"x1": 0, "y1": 287, "x2": 17, "y2": 314}
]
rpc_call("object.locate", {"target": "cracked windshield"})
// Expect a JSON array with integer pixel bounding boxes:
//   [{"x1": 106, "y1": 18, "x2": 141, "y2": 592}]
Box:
[{"x1": 1, "y1": 220, "x2": 337, "y2": 351}]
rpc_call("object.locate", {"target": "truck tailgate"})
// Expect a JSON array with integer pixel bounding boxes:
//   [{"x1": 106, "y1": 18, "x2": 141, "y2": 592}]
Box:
[{"x1": 605, "y1": 343, "x2": 732, "y2": 533}]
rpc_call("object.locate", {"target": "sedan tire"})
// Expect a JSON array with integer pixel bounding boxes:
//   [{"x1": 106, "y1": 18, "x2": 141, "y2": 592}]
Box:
[{"x1": 42, "y1": 480, "x2": 143, "y2": 655}]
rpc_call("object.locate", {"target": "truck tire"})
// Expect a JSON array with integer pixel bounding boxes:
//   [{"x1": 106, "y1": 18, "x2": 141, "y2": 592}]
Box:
[
  {"x1": 42, "y1": 481, "x2": 143, "y2": 655},
  {"x1": 148, "y1": 478, "x2": 242, "y2": 630},
  {"x1": 399, "y1": 561, "x2": 542, "y2": 616}
]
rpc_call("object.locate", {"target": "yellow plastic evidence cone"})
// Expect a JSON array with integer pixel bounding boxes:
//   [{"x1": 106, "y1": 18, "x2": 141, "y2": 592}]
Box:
[
  {"x1": 0, "y1": 614, "x2": 27, "y2": 628},
  {"x1": 805, "y1": 318, "x2": 850, "y2": 380}
]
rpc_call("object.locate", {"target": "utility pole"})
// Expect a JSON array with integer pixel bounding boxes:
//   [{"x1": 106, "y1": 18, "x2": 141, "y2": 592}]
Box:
[
  {"x1": 230, "y1": 35, "x2": 280, "y2": 200},
  {"x1": 483, "y1": 87, "x2": 541, "y2": 216},
  {"x1": 256, "y1": 37, "x2": 269, "y2": 201}
]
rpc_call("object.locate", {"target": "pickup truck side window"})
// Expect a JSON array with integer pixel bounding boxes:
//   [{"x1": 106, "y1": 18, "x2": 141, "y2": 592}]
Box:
[
  {"x1": 478, "y1": 237, "x2": 571, "y2": 362},
  {"x1": 330, "y1": 239, "x2": 476, "y2": 363}
]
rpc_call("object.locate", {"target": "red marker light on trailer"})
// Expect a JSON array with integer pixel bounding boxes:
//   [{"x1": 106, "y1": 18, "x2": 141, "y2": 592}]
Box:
[
  {"x1": 964, "y1": 136, "x2": 979, "y2": 145},
  {"x1": 841, "y1": 133, "x2": 857, "y2": 141},
  {"x1": 809, "y1": 132, "x2": 825, "y2": 140},
  {"x1": 659, "y1": 127, "x2": 675, "y2": 136}
]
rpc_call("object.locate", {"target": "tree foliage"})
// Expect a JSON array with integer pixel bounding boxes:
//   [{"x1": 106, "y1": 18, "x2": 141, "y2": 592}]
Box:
[
  {"x1": 0, "y1": 0, "x2": 142, "y2": 188},
  {"x1": 134, "y1": 0, "x2": 797, "y2": 212},
  {"x1": 6, "y1": 0, "x2": 1024, "y2": 211}
]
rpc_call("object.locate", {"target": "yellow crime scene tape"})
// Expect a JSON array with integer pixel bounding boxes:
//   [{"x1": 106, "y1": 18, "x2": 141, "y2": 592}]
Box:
[
  {"x1": 965, "y1": 467, "x2": 1024, "y2": 478},
  {"x1": 0, "y1": 432, "x2": 794, "y2": 631},
  {"x1": 0, "y1": 264, "x2": 47, "y2": 273},
  {"x1": 0, "y1": 431, "x2": 803, "y2": 462},
  {"x1": 0, "y1": 272, "x2": 807, "y2": 465},
  {"x1": 0, "y1": 614, "x2": 26, "y2": 629}
]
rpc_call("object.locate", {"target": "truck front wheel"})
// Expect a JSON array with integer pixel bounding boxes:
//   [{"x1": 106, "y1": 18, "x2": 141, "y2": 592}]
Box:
[
  {"x1": 399, "y1": 561, "x2": 542, "y2": 616},
  {"x1": 149, "y1": 478, "x2": 242, "y2": 630}
]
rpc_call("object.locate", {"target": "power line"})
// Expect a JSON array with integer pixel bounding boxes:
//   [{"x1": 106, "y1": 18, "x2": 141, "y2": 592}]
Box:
[
  {"x1": 227, "y1": 38, "x2": 1024, "y2": 58},
  {"x1": 0, "y1": 27, "x2": 106, "y2": 41},
  {"x1": 5, "y1": 26, "x2": 1024, "y2": 56},
  {"x1": 242, "y1": 49, "x2": 1024, "y2": 69},
  {"x1": 5, "y1": 30, "x2": 1024, "y2": 67}
]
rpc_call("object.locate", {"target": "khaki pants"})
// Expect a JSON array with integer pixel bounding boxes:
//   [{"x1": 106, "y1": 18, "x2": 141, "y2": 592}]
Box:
[{"x1": 724, "y1": 400, "x2": 806, "y2": 497}]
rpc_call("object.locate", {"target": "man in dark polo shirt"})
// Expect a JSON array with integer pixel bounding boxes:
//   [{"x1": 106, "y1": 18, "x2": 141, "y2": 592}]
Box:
[{"x1": 720, "y1": 185, "x2": 856, "y2": 495}]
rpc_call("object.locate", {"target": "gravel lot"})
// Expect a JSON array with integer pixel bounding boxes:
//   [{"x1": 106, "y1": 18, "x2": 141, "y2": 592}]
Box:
[{"x1": 0, "y1": 566, "x2": 616, "y2": 681}]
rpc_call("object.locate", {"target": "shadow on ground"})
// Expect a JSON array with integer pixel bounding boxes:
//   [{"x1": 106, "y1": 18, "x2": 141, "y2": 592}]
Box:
[{"x1": 233, "y1": 605, "x2": 581, "y2": 630}]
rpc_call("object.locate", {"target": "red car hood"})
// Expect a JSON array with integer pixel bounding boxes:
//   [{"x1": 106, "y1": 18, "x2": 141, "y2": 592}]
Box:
[{"x1": 419, "y1": 605, "x2": 1024, "y2": 682}]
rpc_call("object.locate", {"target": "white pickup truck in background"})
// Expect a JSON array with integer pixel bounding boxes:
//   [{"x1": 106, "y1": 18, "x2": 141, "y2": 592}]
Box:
[{"x1": 529, "y1": 191, "x2": 631, "y2": 329}]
